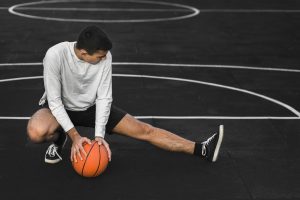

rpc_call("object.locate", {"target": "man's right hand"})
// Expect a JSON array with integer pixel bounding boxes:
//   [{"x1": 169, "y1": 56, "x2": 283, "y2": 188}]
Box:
[{"x1": 67, "y1": 128, "x2": 92, "y2": 163}]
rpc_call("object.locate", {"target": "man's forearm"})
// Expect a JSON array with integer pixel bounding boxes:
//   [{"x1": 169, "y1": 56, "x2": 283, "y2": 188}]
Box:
[{"x1": 67, "y1": 127, "x2": 80, "y2": 141}]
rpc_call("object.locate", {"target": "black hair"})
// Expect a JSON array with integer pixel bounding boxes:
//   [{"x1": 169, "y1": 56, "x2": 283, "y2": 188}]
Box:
[{"x1": 76, "y1": 26, "x2": 112, "y2": 55}]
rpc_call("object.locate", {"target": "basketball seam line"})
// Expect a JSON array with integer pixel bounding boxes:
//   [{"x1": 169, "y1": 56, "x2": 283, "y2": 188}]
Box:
[
  {"x1": 82, "y1": 141, "x2": 97, "y2": 176},
  {"x1": 93, "y1": 145, "x2": 102, "y2": 177}
]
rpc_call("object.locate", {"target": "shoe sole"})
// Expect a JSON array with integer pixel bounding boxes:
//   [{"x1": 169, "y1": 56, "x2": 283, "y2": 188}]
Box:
[
  {"x1": 45, "y1": 158, "x2": 62, "y2": 164},
  {"x1": 212, "y1": 125, "x2": 224, "y2": 162}
]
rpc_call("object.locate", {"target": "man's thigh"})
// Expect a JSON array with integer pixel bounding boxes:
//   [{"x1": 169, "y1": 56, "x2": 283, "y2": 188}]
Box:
[{"x1": 112, "y1": 114, "x2": 151, "y2": 140}]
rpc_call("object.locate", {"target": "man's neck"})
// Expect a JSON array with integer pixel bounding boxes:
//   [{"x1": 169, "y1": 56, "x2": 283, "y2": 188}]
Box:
[{"x1": 74, "y1": 43, "x2": 83, "y2": 60}]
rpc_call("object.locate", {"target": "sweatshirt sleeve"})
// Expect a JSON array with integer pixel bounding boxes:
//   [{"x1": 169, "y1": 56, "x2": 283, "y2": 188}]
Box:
[
  {"x1": 43, "y1": 50, "x2": 75, "y2": 132},
  {"x1": 95, "y1": 52, "x2": 113, "y2": 138}
]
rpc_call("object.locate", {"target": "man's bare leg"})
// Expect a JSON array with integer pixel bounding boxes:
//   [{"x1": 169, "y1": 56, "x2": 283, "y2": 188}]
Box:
[
  {"x1": 27, "y1": 108, "x2": 61, "y2": 143},
  {"x1": 112, "y1": 114, "x2": 196, "y2": 155}
]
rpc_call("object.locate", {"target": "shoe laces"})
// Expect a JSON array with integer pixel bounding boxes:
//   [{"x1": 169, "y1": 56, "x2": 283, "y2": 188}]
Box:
[
  {"x1": 47, "y1": 144, "x2": 59, "y2": 157},
  {"x1": 201, "y1": 133, "x2": 216, "y2": 156}
]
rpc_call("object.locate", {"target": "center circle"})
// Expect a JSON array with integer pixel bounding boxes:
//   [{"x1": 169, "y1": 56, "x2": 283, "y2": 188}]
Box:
[{"x1": 8, "y1": 0, "x2": 200, "y2": 23}]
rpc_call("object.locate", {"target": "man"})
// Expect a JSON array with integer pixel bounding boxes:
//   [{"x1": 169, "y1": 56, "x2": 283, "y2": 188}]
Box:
[{"x1": 27, "y1": 25, "x2": 224, "y2": 164}]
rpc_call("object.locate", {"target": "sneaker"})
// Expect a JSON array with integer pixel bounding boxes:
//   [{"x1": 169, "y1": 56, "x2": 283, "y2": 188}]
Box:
[
  {"x1": 201, "y1": 125, "x2": 224, "y2": 162},
  {"x1": 45, "y1": 132, "x2": 67, "y2": 164}
]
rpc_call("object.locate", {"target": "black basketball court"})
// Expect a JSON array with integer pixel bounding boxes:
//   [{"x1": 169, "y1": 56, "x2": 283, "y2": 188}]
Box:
[{"x1": 0, "y1": 0, "x2": 299, "y2": 199}]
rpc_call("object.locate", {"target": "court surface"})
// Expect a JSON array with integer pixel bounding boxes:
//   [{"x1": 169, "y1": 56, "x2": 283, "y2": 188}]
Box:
[{"x1": 0, "y1": 0, "x2": 300, "y2": 199}]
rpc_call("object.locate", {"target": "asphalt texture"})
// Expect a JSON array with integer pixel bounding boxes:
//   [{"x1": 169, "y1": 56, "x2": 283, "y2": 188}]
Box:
[{"x1": 0, "y1": 0, "x2": 300, "y2": 199}]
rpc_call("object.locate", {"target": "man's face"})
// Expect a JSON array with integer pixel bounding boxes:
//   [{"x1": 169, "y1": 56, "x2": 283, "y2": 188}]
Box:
[{"x1": 81, "y1": 50, "x2": 108, "y2": 65}]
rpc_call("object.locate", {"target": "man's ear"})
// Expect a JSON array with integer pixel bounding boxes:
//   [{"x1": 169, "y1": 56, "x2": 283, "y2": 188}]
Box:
[{"x1": 79, "y1": 49, "x2": 88, "y2": 55}]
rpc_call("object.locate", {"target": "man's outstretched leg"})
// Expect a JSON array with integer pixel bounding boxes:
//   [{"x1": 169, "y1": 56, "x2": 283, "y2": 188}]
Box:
[{"x1": 112, "y1": 114, "x2": 224, "y2": 162}]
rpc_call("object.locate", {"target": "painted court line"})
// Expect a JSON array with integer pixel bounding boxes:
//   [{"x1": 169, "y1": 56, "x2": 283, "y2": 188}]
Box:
[
  {"x1": 136, "y1": 116, "x2": 300, "y2": 119},
  {"x1": 15, "y1": 7, "x2": 189, "y2": 12},
  {"x1": 0, "y1": 74, "x2": 299, "y2": 120},
  {"x1": 4, "y1": 5, "x2": 300, "y2": 13},
  {"x1": 200, "y1": 9, "x2": 300, "y2": 13},
  {"x1": 0, "y1": 117, "x2": 30, "y2": 120},
  {"x1": 0, "y1": 116, "x2": 299, "y2": 120},
  {"x1": 0, "y1": 62, "x2": 42, "y2": 66},
  {"x1": 114, "y1": 73, "x2": 300, "y2": 117},
  {"x1": 114, "y1": 62, "x2": 300, "y2": 73},
  {"x1": 8, "y1": 0, "x2": 199, "y2": 23},
  {"x1": 0, "y1": 76, "x2": 42, "y2": 83},
  {"x1": 0, "y1": 62, "x2": 300, "y2": 73}
]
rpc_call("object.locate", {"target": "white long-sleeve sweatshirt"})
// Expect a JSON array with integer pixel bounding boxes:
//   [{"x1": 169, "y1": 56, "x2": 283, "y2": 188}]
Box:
[{"x1": 39, "y1": 41, "x2": 113, "y2": 138}]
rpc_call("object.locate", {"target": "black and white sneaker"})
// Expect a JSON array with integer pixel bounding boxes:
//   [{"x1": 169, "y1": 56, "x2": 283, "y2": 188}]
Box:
[
  {"x1": 45, "y1": 132, "x2": 67, "y2": 164},
  {"x1": 201, "y1": 125, "x2": 224, "y2": 162}
]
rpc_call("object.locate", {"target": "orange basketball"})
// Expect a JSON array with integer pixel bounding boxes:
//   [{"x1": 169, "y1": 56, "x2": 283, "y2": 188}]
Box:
[{"x1": 72, "y1": 141, "x2": 109, "y2": 178}]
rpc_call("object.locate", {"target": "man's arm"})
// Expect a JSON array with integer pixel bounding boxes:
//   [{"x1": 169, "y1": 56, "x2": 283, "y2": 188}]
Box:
[
  {"x1": 43, "y1": 50, "x2": 74, "y2": 133},
  {"x1": 43, "y1": 50, "x2": 91, "y2": 162},
  {"x1": 95, "y1": 52, "x2": 113, "y2": 138}
]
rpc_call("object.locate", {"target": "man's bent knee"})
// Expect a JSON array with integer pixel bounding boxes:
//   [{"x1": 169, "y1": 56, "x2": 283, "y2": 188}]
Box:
[
  {"x1": 27, "y1": 120, "x2": 48, "y2": 143},
  {"x1": 26, "y1": 108, "x2": 60, "y2": 143}
]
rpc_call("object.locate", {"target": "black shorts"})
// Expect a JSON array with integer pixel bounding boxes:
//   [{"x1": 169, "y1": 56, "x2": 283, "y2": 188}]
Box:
[{"x1": 40, "y1": 102, "x2": 127, "y2": 134}]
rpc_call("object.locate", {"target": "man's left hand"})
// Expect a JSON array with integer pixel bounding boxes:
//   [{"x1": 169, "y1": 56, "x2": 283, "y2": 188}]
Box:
[{"x1": 95, "y1": 136, "x2": 112, "y2": 162}]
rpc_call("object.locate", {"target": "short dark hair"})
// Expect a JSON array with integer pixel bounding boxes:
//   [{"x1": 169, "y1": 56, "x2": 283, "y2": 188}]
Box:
[{"x1": 76, "y1": 26, "x2": 112, "y2": 55}]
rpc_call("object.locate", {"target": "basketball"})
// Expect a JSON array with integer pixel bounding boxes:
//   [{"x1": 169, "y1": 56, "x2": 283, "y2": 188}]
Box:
[{"x1": 72, "y1": 141, "x2": 109, "y2": 178}]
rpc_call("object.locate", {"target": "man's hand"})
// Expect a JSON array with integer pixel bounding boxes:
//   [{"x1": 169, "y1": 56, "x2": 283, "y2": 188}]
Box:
[
  {"x1": 68, "y1": 128, "x2": 92, "y2": 163},
  {"x1": 95, "y1": 136, "x2": 112, "y2": 162}
]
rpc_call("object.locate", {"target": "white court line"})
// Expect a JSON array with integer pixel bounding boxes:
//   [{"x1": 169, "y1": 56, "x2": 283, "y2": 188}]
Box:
[
  {"x1": 114, "y1": 62, "x2": 300, "y2": 73},
  {"x1": 0, "y1": 117, "x2": 30, "y2": 120},
  {"x1": 8, "y1": 0, "x2": 199, "y2": 23},
  {"x1": 0, "y1": 62, "x2": 42, "y2": 66},
  {"x1": 1, "y1": 62, "x2": 300, "y2": 73},
  {"x1": 0, "y1": 116, "x2": 299, "y2": 120},
  {"x1": 136, "y1": 116, "x2": 300, "y2": 120},
  {"x1": 15, "y1": 7, "x2": 189, "y2": 12},
  {"x1": 200, "y1": 9, "x2": 300, "y2": 13},
  {"x1": 5, "y1": 5, "x2": 300, "y2": 13},
  {"x1": 114, "y1": 73, "x2": 300, "y2": 117},
  {"x1": 0, "y1": 74, "x2": 299, "y2": 120},
  {"x1": 0, "y1": 76, "x2": 42, "y2": 83},
  {"x1": 4, "y1": 2, "x2": 300, "y2": 13}
]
